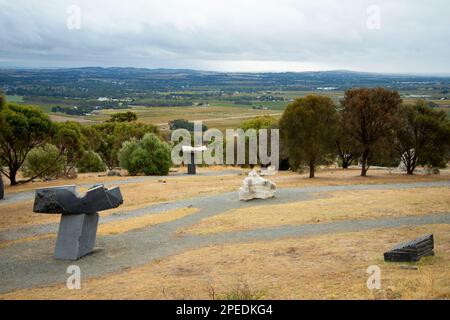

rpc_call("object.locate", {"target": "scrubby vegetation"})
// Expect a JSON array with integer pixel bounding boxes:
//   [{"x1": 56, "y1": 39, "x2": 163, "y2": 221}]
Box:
[
  {"x1": 77, "y1": 151, "x2": 107, "y2": 173},
  {"x1": 118, "y1": 133, "x2": 172, "y2": 176}
]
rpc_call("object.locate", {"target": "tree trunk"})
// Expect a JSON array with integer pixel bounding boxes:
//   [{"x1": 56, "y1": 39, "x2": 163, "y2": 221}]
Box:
[
  {"x1": 360, "y1": 149, "x2": 369, "y2": 177},
  {"x1": 342, "y1": 157, "x2": 350, "y2": 169},
  {"x1": 10, "y1": 173, "x2": 17, "y2": 186},
  {"x1": 309, "y1": 160, "x2": 315, "y2": 178},
  {"x1": 402, "y1": 153, "x2": 416, "y2": 175},
  {"x1": 0, "y1": 174, "x2": 4, "y2": 200}
]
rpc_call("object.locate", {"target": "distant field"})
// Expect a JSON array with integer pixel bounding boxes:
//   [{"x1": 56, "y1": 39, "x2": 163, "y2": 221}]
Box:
[
  {"x1": 6, "y1": 95, "x2": 23, "y2": 103},
  {"x1": 6, "y1": 91, "x2": 449, "y2": 127},
  {"x1": 87, "y1": 104, "x2": 282, "y2": 129}
]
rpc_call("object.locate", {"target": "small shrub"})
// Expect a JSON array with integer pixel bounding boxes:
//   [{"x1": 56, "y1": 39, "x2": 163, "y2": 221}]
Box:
[
  {"x1": 207, "y1": 282, "x2": 266, "y2": 300},
  {"x1": 22, "y1": 143, "x2": 65, "y2": 180},
  {"x1": 77, "y1": 151, "x2": 107, "y2": 173},
  {"x1": 118, "y1": 133, "x2": 171, "y2": 176}
]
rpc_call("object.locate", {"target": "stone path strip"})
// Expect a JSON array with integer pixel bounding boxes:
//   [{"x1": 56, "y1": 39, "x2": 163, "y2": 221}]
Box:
[{"x1": 0, "y1": 180, "x2": 449, "y2": 294}]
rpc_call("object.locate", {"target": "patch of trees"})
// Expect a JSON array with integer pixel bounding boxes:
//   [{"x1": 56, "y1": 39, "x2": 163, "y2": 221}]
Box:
[
  {"x1": 280, "y1": 95, "x2": 339, "y2": 178},
  {"x1": 129, "y1": 100, "x2": 193, "y2": 107},
  {"x1": 52, "y1": 101, "x2": 127, "y2": 116},
  {"x1": 107, "y1": 111, "x2": 138, "y2": 122},
  {"x1": 280, "y1": 88, "x2": 450, "y2": 178},
  {"x1": 169, "y1": 119, "x2": 208, "y2": 132},
  {"x1": 0, "y1": 99, "x2": 168, "y2": 185},
  {"x1": 118, "y1": 133, "x2": 171, "y2": 176}
]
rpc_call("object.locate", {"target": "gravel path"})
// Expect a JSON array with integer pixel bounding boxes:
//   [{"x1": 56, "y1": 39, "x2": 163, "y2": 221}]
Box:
[{"x1": 0, "y1": 180, "x2": 449, "y2": 294}]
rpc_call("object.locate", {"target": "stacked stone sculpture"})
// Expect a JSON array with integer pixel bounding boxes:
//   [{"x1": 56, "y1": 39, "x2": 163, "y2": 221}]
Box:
[
  {"x1": 239, "y1": 170, "x2": 276, "y2": 201},
  {"x1": 384, "y1": 234, "x2": 434, "y2": 262},
  {"x1": 33, "y1": 184, "x2": 123, "y2": 260}
]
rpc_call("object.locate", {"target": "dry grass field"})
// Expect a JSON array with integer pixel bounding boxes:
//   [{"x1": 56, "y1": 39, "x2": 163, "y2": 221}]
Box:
[
  {"x1": 2, "y1": 224, "x2": 449, "y2": 300},
  {"x1": 1, "y1": 166, "x2": 449, "y2": 300},
  {"x1": 179, "y1": 188, "x2": 450, "y2": 235},
  {"x1": 86, "y1": 105, "x2": 281, "y2": 130}
]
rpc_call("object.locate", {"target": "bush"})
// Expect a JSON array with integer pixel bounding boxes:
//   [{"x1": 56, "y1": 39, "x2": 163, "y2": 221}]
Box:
[
  {"x1": 77, "y1": 151, "x2": 107, "y2": 173},
  {"x1": 22, "y1": 143, "x2": 65, "y2": 180},
  {"x1": 118, "y1": 133, "x2": 172, "y2": 176}
]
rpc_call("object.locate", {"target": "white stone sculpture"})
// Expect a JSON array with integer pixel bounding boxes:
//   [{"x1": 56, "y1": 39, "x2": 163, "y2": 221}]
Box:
[
  {"x1": 239, "y1": 170, "x2": 276, "y2": 201},
  {"x1": 259, "y1": 165, "x2": 277, "y2": 176}
]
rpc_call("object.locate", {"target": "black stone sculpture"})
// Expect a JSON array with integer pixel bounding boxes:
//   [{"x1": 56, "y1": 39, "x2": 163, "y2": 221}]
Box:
[
  {"x1": 0, "y1": 174, "x2": 4, "y2": 200},
  {"x1": 33, "y1": 184, "x2": 123, "y2": 260},
  {"x1": 384, "y1": 234, "x2": 434, "y2": 262}
]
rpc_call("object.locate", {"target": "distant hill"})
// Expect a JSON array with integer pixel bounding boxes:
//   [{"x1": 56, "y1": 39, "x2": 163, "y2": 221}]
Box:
[{"x1": 1, "y1": 67, "x2": 449, "y2": 98}]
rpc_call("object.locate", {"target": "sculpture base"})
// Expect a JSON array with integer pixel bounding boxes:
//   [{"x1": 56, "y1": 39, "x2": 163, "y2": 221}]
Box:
[
  {"x1": 54, "y1": 213, "x2": 99, "y2": 260},
  {"x1": 188, "y1": 163, "x2": 196, "y2": 174}
]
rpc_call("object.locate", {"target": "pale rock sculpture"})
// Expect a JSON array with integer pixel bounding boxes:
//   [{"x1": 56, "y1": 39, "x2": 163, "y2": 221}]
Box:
[
  {"x1": 239, "y1": 170, "x2": 276, "y2": 201},
  {"x1": 259, "y1": 165, "x2": 277, "y2": 176}
]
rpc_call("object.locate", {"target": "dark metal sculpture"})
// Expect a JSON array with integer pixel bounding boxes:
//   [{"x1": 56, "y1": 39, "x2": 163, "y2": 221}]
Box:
[
  {"x1": 33, "y1": 184, "x2": 123, "y2": 260},
  {"x1": 384, "y1": 234, "x2": 434, "y2": 262},
  {"x1": 182, "y1": 146, "x2": 206, "y2": 175}
]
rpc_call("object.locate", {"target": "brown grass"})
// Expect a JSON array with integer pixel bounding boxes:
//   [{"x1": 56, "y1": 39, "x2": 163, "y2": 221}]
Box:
[
  {"x1": 179, "y1": 187, "x2": 450, "y2": 235},
  {"x1": 2, "y1": 224, "x2": 449, "y2": 300}
]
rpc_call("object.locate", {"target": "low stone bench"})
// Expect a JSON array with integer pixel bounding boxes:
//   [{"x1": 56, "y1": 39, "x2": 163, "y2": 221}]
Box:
[{"x1": 33, "y1": 184, "x2": 123, "y2": 260}]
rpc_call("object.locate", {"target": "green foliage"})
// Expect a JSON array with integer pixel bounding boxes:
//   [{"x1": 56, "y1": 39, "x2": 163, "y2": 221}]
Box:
[
  {"x1": 341, "y1": 88, "x2": 402, "y2": 176},
  {"x1": 118, "y1": 133, "x2": 171, "y2": 176},
  {"x1": 395, "y1": 100, "x2": 450, "y2": 173},
  {"x1": 0, "y1": 91, "x2": 5, "y2": 110},
  {"x1": 94, "y1": 122, "x2": 160, "y2": 170},
  {"x1": 107, "y1": 111, "x2": 138, "y2": 122},
  {"x1": 335, "y1": 112, "x2": 360, "y2": 169},
  {"x1": 77, "y1": 151, "x2": 106, "y2": 173},
  {"x1": 53, "y1": 121, "x2": 85, "y2": 174},
  {"x1": 80, "y1": 125, "x2": 103, "y2": 151},
  {"x1": 169, "y1": 119, "x2": 208, "y2": 132},
  {"x1": 241, "y1": 116, "x2": 278, "y2": 131},
  {"x1": 0, "y1": 103, "x2": 54, "y2": 185},
  {"x1": 280, "y1": 95, "x2": 339, "y2": 178},
  {"x1": 22, "y1": 143, "x2": 65, "y2": 180}
]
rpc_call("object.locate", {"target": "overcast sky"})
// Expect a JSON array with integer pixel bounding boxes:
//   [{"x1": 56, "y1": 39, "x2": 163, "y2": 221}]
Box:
[{"x1": 0, "y1": 0, "x2": 449, "y2": 73}]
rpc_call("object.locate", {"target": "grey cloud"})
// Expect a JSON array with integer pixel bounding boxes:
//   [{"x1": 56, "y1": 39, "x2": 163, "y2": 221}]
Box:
[{"x1": 0, "y1": 0, "x2": 449, "y2": 73}]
